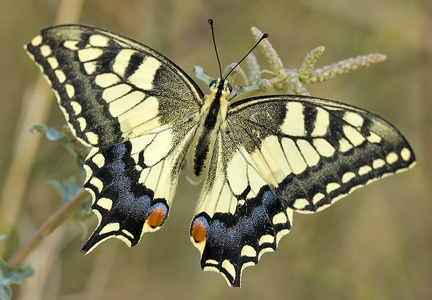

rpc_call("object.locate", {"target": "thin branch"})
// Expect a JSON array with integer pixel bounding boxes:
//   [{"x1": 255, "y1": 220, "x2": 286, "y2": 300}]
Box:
[{"x1": 7, "y1": 189, "x2": 89, "y2": 267}]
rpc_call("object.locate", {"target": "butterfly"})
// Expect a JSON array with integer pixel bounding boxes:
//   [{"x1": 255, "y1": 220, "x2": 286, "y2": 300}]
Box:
[{"x1": 25, "y1": 21, "x2": 416, "y2": 287}]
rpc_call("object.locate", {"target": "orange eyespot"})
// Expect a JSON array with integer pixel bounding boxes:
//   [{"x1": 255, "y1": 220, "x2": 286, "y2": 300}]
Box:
[
  {"x1": 191, "y1": 219, "x2": 207, "y2": 244},
  {"x1": 147, "y1": 206, "x2": 166, "y2": 228}
]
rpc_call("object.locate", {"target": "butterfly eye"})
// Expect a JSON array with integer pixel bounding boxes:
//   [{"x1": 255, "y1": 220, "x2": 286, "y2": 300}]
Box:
[
  {"x1": 227, "y1": 83, "x2": 233, "y2": 93},
  {"x1": 209, "y1": 79, "x2": 217, "y2": 87}
]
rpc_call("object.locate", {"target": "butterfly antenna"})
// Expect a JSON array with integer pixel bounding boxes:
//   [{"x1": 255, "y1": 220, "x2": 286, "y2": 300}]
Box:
[
  {"x1": 208, "y1": 19, "x2": 223, "y2": 79},
  {"x1": 224, "y1": 32, "x2": 269, "y2": 81}
]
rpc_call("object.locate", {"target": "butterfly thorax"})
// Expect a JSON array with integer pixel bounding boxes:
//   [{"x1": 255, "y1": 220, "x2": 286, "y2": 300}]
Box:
[{"x1": 186, "y1": 79, "x2": 231, "y2": 182}]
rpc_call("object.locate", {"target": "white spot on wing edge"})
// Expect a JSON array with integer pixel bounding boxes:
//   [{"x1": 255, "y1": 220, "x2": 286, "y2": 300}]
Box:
[
  {"x1": 89, "y1": 176, "x2": 103, "y2": 193},
  {"x1": 70, "y1": 101, "x2": 82, "y2": 115},
  {"x1": 316, "y1": 203, "x2": 331, "y2": 212},
  {"x1": 326, "y1": 182, "x2": 341, "y2": 193},
  {"x1": 85, "y1": 132, "x2": 99, "y2": 145},
  {"x1": 312, "y1": 193, "x2": 325, "y2": 205},
  {"x1": 372, "y1": 158, "x2": 386, "y2": 169},
  {"x1": 92, "y1": 152, "x2": 106, "y2": 168},
  {"x1": 77, "y1": 117, "x2": 87, "y2": 131},
  {"x1": 55, "y1": 69, "x2": 66, "y2": 83},
  {"x1": 204, "y1": 259, "x2": 219, "y2": 266},
  {"x1": 65, "y1": 84, "x2": 75, "y2": 98},
  {"x1": 203, "y1": 265, "x2": 219, "y2": 273},
  {"x1": 258, "y1": 234, "x2": 274, "y2": 246},
  {"x1": 97, "y1": 197, "x2": 113, "y2": 210},
  {"x1": 400, "y1": 148, "x2": 411, "y2": 161},
  {"x1": 293, "y1": 198, "x2": 309, "y2": 209},
  {"x1": 40, "y1": 45, "x2": 52, "y2": 57},
  {"x1": 272, "y1": 212, "x2": 287, "y2": 225},
  {"x1": 342, "y1": 172, "x2": 356, "y2": 183},
  {"x1": 386, "y1": 152, "x2": 398, "y2": 164},
  {"x1": 240, "y1": 261, "x2": 256, "y2": 274},
  {"x1": 31, "y1": 35, "x2": 43, "y2": 46},
  {"x1": 258, "y1": 247, "x2": 274, "y2": 261},
  {"x1": 241, "y1": 245, "x2": 257, "y2": 257},
  {"x1": 47, "y1": 57, "x2": 59, "y2": 69}
]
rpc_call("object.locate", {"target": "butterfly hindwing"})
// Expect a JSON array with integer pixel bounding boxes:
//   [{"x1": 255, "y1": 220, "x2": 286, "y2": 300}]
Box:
[
  {"x1": 190, "y1": 129, "x2": 294, "y2": 287},
  {"x1": 82, "y1": 123, "x2": 198, "y2": 253},
  {"x1": 25, "y1": 25, "x2": 203, "y2": 252}
]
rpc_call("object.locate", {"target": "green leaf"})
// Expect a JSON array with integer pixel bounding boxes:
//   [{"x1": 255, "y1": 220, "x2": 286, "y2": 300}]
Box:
[
  {"x1": 29, "y1": 124, "x2": 64, "y2": 141},
  {"x1": 30, "y1": 124, "x2": 89, "y2": 171},
  {"x1": 46, "y1": 177, "x2": 82, "y2": 203},
  {"x1": 191, "y1": 65, "x2": 214, "y2": 85},
  {"x1": 0, "y1": 253, "x2": 33, "y2": 300},
  {"x1": 46, "y1": 177, "x2": 91, "y2": 223}
]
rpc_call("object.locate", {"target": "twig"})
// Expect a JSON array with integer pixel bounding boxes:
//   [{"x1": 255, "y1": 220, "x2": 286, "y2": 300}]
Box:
[{"x1": 7, "y1": 189, "x2": 89, "y2": 267}]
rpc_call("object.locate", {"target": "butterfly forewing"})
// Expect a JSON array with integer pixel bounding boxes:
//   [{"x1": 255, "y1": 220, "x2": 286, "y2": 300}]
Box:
[
  {"x1": 25, "y1": 25, "x2": 203, "y2": 253},
  {"x1": 227, "y1": 95, "x2": 416, "y2": 212},
  {"x1": 25, "y1": 25, "x2": 203, "y2": 147}
]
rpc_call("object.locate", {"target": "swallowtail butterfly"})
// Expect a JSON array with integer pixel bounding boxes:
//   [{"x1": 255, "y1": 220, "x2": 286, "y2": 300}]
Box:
[{"x1": 25, "y1": 21, "x2": 415, "y2": 287}]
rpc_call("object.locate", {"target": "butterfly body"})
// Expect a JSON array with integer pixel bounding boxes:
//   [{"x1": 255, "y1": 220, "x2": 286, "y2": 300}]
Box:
[
  {"x1": 187, "y1": 78, "x2": 231, "y2": 181},
  {"x1": 25, "y1": 24, "x2": 415, "y2": 287}
]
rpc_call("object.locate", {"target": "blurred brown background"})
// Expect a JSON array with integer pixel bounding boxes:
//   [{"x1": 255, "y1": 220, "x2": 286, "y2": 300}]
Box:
[{"x1": 1, "y1": 0, "x2": 431, "y2": 299}]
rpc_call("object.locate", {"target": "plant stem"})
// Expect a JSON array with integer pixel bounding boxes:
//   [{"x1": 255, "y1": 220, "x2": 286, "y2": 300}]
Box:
[{"x1": 7, "y1": 189, "x2": 89, "y2": 267}]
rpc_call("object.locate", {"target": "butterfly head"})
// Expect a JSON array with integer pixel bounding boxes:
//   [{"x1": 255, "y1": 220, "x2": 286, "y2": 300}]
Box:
[{"x1": 208, "y1": 78, "x2": 233, "y2": 98}]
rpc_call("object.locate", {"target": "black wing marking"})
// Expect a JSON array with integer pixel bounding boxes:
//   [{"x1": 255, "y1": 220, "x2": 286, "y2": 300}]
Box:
[
  {"x1": 190, "y1": 94, "x2": 415, "y2": 287},
  {"x1": 190, "y1": 131, "x2": 293, "y2": 287},
  {"x1": 227, "y1": 95, "x2": 416, "y2": 213},
  {"x1": 25, "y1": 25, "x2": 203, "y2": 147},
  {"x1": 25, "y1": 25, "x2": 202, "y2": 252},
  {"x1": 82, "y1": 124, "x2": 197, "y2": 253}
]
